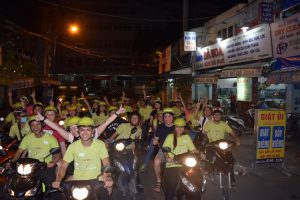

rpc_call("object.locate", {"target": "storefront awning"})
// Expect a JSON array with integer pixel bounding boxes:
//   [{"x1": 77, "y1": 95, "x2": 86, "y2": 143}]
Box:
[
  {"x1": 221, "y1": 62, "x2": 267, "y2": 78},
  {"x1": 193, "y1": 74, "x2": 218, "y2": 84},
  {"x1": 0, "y1": 71, "x2": 34, "y2": 89},
  {"x1": 170, "y1": 67, "x2": 192, "y2": 75}
]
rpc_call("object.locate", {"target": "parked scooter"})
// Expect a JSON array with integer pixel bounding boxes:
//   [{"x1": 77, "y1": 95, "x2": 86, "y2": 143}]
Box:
[
  {"x1": 109, "y1": 134, "x2": 138, "y2": 200},
  {"x1": 287, "y1": 107, "x2": 300, "y2": 140},
  {"x1": 223, "y1": 116, "x2": 246, "y2": 136},
  {"x1": 160, "y1": 147, "x2": 207, "y2": 200},
  {"x1": 1, "y1": 147, "x2": 61, "y2": 200},
  {"x1": 204, "y1": 139, "x2": 236, "y2": 200}
]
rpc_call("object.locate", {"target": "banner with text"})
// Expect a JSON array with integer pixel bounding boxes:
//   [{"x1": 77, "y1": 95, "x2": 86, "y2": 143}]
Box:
[
  {"x1": 184, "y1": 32, "x2": 197, "y2": 51},
  {"x1": 271, "y1": 12, "x2": 300, "y2": 58},
  {"x1": 197, "y1": 24, "x2": 272, "y2": 69},
  {"x1": 255, "y1": 109, "x2": 286, "y2": 164}
]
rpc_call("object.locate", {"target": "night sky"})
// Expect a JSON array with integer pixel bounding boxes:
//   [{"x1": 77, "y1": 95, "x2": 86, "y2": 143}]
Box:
[{"x1": 0, "y1": 0, "x2": 248, "y2": 54}]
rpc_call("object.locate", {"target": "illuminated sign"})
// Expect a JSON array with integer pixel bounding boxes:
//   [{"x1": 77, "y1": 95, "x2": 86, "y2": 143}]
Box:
[
  {"x1": 184, "y1": 32, "x2": 197, "y2": 51},
  {"x1": 237, "y1": 77, "x2": 252, "y2": 101}
]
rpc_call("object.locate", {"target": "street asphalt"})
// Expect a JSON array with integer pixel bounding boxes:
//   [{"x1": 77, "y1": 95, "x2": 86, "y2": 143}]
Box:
[{"x1": 136, "y1": 131, "x2": 300, "y2": 200}]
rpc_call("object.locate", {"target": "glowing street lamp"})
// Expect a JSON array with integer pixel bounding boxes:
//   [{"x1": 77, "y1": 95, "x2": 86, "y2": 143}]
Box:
[{"x1": 69, "y1": 24, "x2": 79, "y2": 34}]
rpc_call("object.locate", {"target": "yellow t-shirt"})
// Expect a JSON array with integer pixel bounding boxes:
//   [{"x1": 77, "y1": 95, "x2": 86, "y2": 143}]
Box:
[
  {"x1": 5, "y1": 112, "x2": 17, "y2": 125},
  {"x1": 163, "y1": 134, "x2": 195, "y2": 168},
  {"x1": 92, "y1": 113, "x2": 108, "y2": 126},
  {"x1": 190, "y1": 112, "x2": 200, "y2": 128},
  {"x1": 63, "y1": 139, "x2": 109, "y2": 180},
  {"x1": 139, "y1": 105, "x2": 153, "y2": 121},
  {"x1": 9, "y1": 122, "x2": 31, "y2": 141},
  {"x1": 116, "y1": 123, "x2": 142, "y2": 140},
  {"x1": 203, "y1": 121, "x2": 233, "y2": 143},
  {"x1": 19, "y1": 133, "x2": 59, "y2": 163}
]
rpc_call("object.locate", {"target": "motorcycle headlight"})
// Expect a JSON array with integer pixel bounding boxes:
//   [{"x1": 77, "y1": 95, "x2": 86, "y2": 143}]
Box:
[
  {"x1": 218, "y1": 142, "x2": 229, "y2": 150},
  {"x1": 184, "y1": 157, "x2": 197, "y2": 168},
  {"x1": 181, "y1": 176, "x2": 197, "y2": 192},
  {"x1": 25, "y1": 187, "x2": 37, "y2": 197},
  {"x1": 17, "y1": 164, "x2": 32, "y2": 175},
  {"x1": 59, "y1": 120, "x2": 65, "y2": 126},
  {"x1": 0, "y1": 146, "x2": 3, "y2": 150},
  {"x1": 8, "y1": 189, "x2": 15, "y2": 196},
  {"x1": 114, "y1": 160, "x2": 125, "y2": 172},
  {"x1": 72, "y1": 187, "x2": 89, "y2": 200},
  {"x1": 115, "y1": 142, "x2": 125, "y2": 151}
]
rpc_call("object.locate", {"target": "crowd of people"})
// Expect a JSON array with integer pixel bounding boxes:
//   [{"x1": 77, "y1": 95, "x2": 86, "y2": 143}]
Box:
[{"x1": 0, "y1": 85, "x2": 240, "y2": 200}]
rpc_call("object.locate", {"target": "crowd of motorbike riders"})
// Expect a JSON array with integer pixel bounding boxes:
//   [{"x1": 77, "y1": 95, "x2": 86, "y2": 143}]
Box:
[{"x1": 0, "y1": 85, "x2": 241, "y2": 200}]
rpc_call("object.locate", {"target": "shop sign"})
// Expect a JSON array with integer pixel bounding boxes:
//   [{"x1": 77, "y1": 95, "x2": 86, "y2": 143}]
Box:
[
  {"x1": 159, "y1": 45, "x2": 171, "y2": 74},
  {"x1": 221, "y1": 67, "x2": 263, "y2": 78},
  {"x1": 184, "y1": 32, "x2": 197, "y2": 51},
  {"x1": 271, "y1": 12, "x2": 300, "y2": 58},
  {"x1": 198, "y1": 24, "x2": 272, "y2": 69},
  {"x1": 255, "y1": 109, "x2": 286, "y2": 164},
  {"x1": 237, "y1": 77, "x2": 252, "y2": 101},
  {"x1": 267, "y1": 70, "x2": 300, "y2": 84},
  {"x1": 194, "y1": 76, "x2": 218, "y2": 84},
  {"x1": 10, "y1": 79, "x2": 34, "y2": 90},
  {"x1": 260, "y1": 2, "x2": 273, "y2": 23}
]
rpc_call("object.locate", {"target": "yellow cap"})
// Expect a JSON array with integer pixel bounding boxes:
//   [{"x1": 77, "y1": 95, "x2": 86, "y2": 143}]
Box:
[
  {"x1": 174, "y1": 118, "x2": 186, "y2": 127},
  {"x1": 13, "y1": 102, "x2": 22, "y2": 109},
  {"x1": 66, "y1": 116, "x2": 81, "y2": 127},
  {"x1": 34, "y1": 102, "x2": 44, "y2": 107},
  {"x1": 98, "y1": 101, "x2": 106, "y2": 106},
  {"x1": 107, "y1": 106, "x2": 118, "y2": 112},
  {"x1": 163, "y1": 107, "x2": 174, "y2": 114},
  {"x1": 68, "y1": 105, "x2": 77, "y2": 111},
  {"x1": 62, "y1": 101, "x2": 70, "y2": 106},
  {"x1": 28, "y1": 115, "x2": 37, "y2": 124},
  {"x1": 44, "y1": 106, "x2": 57, "y2": 113},
  {"x1": 77, "y1": 117, "x2": 95, "y2": 127},
  {"x1": 157, "y1": 110, "x2": 164, "y2": 115},
  {"x1": 75, "y1": 103, "x2": 82, "y2": 107}
]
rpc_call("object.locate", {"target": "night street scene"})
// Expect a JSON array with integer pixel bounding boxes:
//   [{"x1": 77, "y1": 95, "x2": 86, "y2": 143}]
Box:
[{"x1": 0, "y1": 0, "x2": 300, "y2": 199}]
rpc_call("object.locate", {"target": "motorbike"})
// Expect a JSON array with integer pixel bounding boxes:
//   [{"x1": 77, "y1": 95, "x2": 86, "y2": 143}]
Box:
[
  {"x1": 204, "y1": 139, "x2": 236, "y2": 200},
  {"x1": 286, "y1": 107, "x2": 300, "y2": 140},
  {"x1": 1, "y1": 147, "x2": 61, "y2": 200},
  {"x1": 109, "y1": 135, "x2": 138, "y2": 200},
  {"x1": 161, "y1": 147, "x2": 207, "y2": 200},
  {"x1": 223, "y1": 115, "x2": 246, "y2": 136}
]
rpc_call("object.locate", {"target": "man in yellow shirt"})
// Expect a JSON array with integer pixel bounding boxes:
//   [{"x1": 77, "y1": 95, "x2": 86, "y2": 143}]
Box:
[
  {"x1": 9, "y1": 110, "x2": 31, "y2": 140},
  {"x1": 52, "y1": 117, "x2": 113, "y2": 199},
  {"x1": 10, "y1": 116, "x2": 61, "y2": 186},
  {"x1": 109, "y1": 111, "x2": 142, "y2": 150}
]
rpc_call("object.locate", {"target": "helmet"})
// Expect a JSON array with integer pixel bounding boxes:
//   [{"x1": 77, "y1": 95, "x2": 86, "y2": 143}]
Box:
[
  {"x1": 28, "y1": 115, "x2": 39, "y2": 124},
  {"x1": 212, "y1": 107, "x2": 223, "y2": 114},
  {"x1": 67, "y1": 116, "x2": 80, "y2": 127},
  {"x1": 44, "y1": 106, "x2": 57, "y2": 113},
  {"x1": 98, "y1": 101, "x2": 106, "y2": 106},
  {"x1": 33, "y1": 102, "x2": 44, "y2": 107},
  {"x1": 62, "y1": 101, "x2": 71, "y2": 106},
  {"x1": 157, "y1": 110, "x2": 164, "y2": 116},
  {"x1": 75, "y1": 103, "x2": 82, "y2": 107},
  {"x1": 163, "y1": 107, "x2": 174, "y2": 114},
  {"x1": 92, "y1": 99, "x2": 100, "y2": 104},
  {"x1": 77, "y1": 117, "x2": 95, "y2": 127},
  {"x1": 118, "y1": 101, "x2": 123, "y2": 104},
  {"x1": 174, "y1": 118, "x2": 186, "y2": 127},
  {"x1": 13, "y1": 102, "x2": 22, "y2": 109},
  {"x1": 68, "y1": 105, "x2": 77, "y2": 111},
  {"x1": 107, "y1": 106, "x2": 118, "y2": 113}
]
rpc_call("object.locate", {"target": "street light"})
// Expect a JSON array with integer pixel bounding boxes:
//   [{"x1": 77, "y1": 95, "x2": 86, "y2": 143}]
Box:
[{"x1": 69, "y1": 24, "x2": 79, "y2": 34}]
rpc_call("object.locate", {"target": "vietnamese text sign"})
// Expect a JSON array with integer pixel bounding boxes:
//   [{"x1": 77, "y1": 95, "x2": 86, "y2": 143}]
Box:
[
  {"x1": 255, "y1": 109, "x2": 286, "y2": 164},
  {"x1": 198, "y1": 24, "x2": 272, "y2": 69},
  {"x1": 260, "y1": 2, "x2": 273, "y2": 23},
  {"x1": 184, "y1": 32, "x2": 197, "y2": 51},
  {"x1": 271, "y1": 12, "x2": 300, "y2": 58},
  {"x1": 237, "y1": 77, "x2": 252, "y2": 101}
]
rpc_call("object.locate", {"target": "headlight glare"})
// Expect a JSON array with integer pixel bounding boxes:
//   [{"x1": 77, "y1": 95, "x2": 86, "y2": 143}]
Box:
[
  {"x1": 9, "y1": 189, "x2": 15, "y2": 196},
  {"x1": 17, "y1": 164, "x2": 32, "y2": 175},
  {"x1": 72, "y1": 187, "x2": 89, "y2": 200},
  {"x1": 219, "y1": 142, "x2": 229, "y2": 150},
  {"x1": 184, "y1": 157, "x2": 197, "y2": 168},
  {"x1": 115, "y1": 143, "x2": 125, "y2": 151}
]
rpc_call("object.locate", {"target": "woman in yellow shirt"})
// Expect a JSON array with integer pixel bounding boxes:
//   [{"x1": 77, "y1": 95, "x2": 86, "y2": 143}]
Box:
[{"x1": 162, "y1": 118, "x2": 199, "y2": 200}]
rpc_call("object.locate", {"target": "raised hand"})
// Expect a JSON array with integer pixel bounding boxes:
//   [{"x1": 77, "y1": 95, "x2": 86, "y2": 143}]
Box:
[
  {"x1": 31, "y1": 90, "x2": 36, "y2": 98},
  {"x1": 8, "y1": 90, "x2": 12, "y2": 97},
  {"x1": 116, "y1": 104, "x2": 126, "y2": 115},
  {"x1": 81, "y1": 92, "x2": 85, "y2": 99},
  {"x1": 35, "y1": 112, "x2": 45, "y2": 121}
]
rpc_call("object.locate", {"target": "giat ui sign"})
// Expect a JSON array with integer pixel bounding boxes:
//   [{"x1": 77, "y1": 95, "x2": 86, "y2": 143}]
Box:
[{"x1": 184, "y1": 32, "x2": 197, "y2": 51}]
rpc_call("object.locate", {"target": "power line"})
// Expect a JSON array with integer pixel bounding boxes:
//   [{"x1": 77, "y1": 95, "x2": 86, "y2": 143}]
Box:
[{"x1": 35, "y1": 0, "x2": 213, "y2": 22}]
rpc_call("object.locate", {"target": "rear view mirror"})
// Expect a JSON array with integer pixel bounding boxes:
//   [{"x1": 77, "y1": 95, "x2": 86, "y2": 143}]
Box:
[
  {"x1": 50, "y1": 147, "x2": 61, "y2": 155},
  {"x1": 161, "y1": 147, "x2": 171, "y2": 153}
]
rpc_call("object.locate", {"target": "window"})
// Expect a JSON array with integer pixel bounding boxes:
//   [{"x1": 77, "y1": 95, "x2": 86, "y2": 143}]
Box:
[
  {"x1": 222, "y1": 29, "x2": 227, "y2": 39},
  {"x1": 228, "y1": 26, "x2": 233, "y2": 38}
]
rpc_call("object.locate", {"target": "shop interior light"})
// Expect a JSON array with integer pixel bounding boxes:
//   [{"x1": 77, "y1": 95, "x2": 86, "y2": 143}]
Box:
[
  {"x1": 216, "y1": 37, "x2": 222, "y2": 42},
  {"x1": 241, "y1": 26, "x2": 249, "y2": 33}
]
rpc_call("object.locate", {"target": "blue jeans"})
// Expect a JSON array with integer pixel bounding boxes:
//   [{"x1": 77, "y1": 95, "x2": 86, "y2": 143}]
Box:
[{"x1": 142, "y1": 142, "x2": 156, "y2": 167}]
